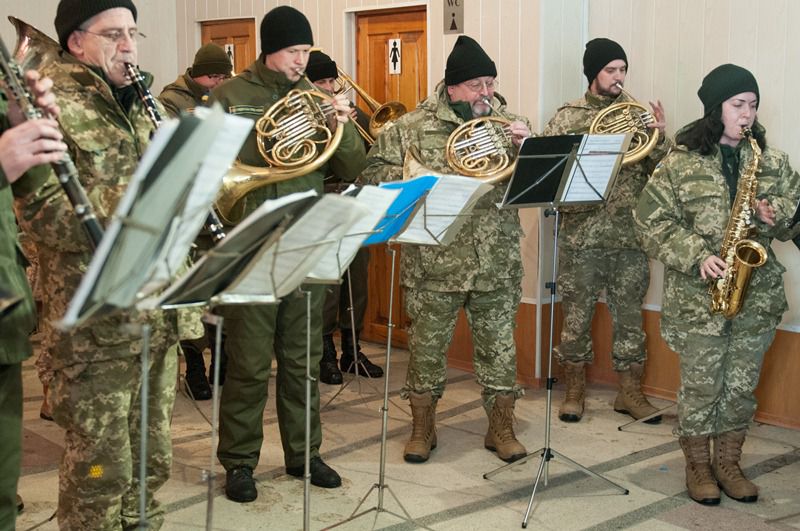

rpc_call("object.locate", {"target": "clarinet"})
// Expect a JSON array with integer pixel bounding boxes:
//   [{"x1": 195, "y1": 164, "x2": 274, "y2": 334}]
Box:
[
  {"x1": 0, "y1": 36, "x2": 104, "y2": 249},
  {"x1": 123, "y1": 62, "x2": 226, "y2": 243}
]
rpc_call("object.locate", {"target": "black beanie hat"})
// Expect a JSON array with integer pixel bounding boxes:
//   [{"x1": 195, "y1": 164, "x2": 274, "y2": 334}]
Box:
[
  {"x1": 305, "y1": 51, "x2": 338, "y2": 82},
  {"x1": 697, "y1": 64, "x2": 760, "y2": 116},
  {"x1": 583, "y1": 38, "x2": 627, "y2": 85},
  {"x1": 191, "y1": 43, "x2": 232, "y2": 77},
  {"x1": 444, "y1": 35, "x2": 497, "y2": 86},
  {"x1": 260, "y1": 6, "x2": 313, "y2": 55},
  {"x1": 55, "y1": 0, "x2": 138, "y2": 50}
]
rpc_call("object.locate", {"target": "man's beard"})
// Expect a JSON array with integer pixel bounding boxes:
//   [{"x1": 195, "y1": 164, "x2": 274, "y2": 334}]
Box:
[{"x1": 472, "y1": 101, "x2": 492, "y2": 117}]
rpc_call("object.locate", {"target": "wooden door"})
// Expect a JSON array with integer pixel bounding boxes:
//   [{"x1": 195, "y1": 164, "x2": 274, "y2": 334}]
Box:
[
  {"x1": 356, "y1": 7, "x2": 426, "y2": 348},
  {"x1": 200, "y1": 18, "x2": 257, "y2": 75}
]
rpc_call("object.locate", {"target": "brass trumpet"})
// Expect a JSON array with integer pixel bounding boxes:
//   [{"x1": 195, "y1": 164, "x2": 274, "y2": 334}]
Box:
[
  {"x1": 333, "y1": 68, "x2": 406, "y2": 144},
  {"x1": 590, "y1": 83, "x2": 659, "y2": 166}
]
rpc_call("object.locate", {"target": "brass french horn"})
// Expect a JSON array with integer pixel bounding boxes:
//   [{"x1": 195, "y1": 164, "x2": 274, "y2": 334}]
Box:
[
  {"x1": 589, "y1": 83, "x2": 659, "y2": 166},
  {"x1": 9, "y1": 16, "x2": 61, "y2": 71}
]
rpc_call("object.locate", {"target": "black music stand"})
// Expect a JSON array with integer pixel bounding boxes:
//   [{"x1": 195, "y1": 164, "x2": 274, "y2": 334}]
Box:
[{"x1": 484, "y1": 133, "x2": 632, "y2": 528}]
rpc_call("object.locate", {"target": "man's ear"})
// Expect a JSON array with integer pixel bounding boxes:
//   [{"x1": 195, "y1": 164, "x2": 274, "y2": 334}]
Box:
[{"x1": 66, "y1": 31, "x2": 84, "y2": 60}]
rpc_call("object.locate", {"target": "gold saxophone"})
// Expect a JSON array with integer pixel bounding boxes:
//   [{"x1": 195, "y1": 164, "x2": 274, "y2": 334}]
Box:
[{"x1": 708, "y1": 128, "x2": 768, "y2": 318}]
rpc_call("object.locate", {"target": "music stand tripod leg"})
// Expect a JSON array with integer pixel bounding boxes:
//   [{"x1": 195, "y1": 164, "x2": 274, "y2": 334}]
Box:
[
  {"x1": 481, "y1": 208, "x2": 628, "y2": 528},
  {"x1": 203, "y1": 311, "x2": 224, "y2": 531},
  {"x1": 304, "y1": 289, "x2": 312, "y2": 531},
  {"x1": 137, "y1": 323, "x2": 151, "y2": 530},
  {"x1": 617, "y1": 402, "x2": 675, "y2": 431}
]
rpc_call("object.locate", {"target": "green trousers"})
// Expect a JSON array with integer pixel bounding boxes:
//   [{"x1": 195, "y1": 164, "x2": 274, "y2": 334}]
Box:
[
  {"x1": 0, "y1": 363, "x2": 22, "y2": 531},
  {"x1": 322, "y1": 247, "x2": 369, "y2": 335},
  {"x1": 217, "y1": 285, "x2": 325, "y2": 470}
]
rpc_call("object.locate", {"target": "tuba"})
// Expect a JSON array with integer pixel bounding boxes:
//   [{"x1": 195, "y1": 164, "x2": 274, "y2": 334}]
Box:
[
  {"x1": 215, "y1": 86, "x2": 344, "y2": 224},
  {"x1": 708, "y1": 128, "x2": 768, "y2": 319},
  {"x1": 8, "y1": 16, "x2": 61, "y2": 71},
  {"x1": 589, "y1": 83, "x2": 659, "y2": 166},
  {"x1": 333, "y1": 67, "x2": 406, "y2": 144}
]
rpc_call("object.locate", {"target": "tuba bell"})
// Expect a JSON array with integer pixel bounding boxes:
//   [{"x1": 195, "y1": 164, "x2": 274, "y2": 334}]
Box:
[
  {"x1": 9, "y1": 16, "x2": 61, "y2": 71},
  {"x1": 589, "y1": 83, "x2": 659, "y2": 166},
  {"x1": 215, "y1": 86, "x2": 344, "y2": 224}
]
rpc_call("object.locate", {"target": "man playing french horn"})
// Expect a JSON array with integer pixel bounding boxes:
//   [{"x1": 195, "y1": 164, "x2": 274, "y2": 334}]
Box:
[
  {"x1": 209, "y1": 6, "x2": 366, "y2": 503},
  {"x1": 543, "y1": 38, "x2": 670, "y2": 425},
  {"x1": 362, "y1": 35, "x2": 531, "y2": 465}
]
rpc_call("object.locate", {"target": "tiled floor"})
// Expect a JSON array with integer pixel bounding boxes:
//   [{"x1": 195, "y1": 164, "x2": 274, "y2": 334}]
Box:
[{"x1": 15, "y1": 340, "x2": 800, "y2": 530}]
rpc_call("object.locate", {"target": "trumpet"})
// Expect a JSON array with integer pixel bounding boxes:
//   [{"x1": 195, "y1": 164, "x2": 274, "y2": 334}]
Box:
[
  {"x1": 332, "y1": 67, "x2": 406, "y2": 144},
  {"x1": 590, "y1": 83, "x2": 659, "y2": 166}
]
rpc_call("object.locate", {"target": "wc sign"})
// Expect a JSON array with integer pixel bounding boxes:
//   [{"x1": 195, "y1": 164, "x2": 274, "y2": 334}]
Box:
[
  {"x1": 388, "y1": 39, "x2": 401, "y2": 74},
  {"x1": 444, "y1": 0, "x2": 464, "y2": 34}
]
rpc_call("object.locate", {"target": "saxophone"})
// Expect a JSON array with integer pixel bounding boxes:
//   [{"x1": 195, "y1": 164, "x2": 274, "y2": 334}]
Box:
[{"x1": 708, "y1": 127, "x2": 768, "y2": 318}]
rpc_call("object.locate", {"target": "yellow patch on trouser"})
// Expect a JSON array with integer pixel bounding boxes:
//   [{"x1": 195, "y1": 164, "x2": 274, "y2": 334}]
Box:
[{"x1": 88, "y1": 464, "x2": 104, "y2": 479}]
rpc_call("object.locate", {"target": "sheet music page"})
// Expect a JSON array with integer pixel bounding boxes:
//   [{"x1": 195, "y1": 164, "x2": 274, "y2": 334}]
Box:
[
  {"x1": 362, "y1": 176, "x2": 439, "y2": 246},
  {"x1": 224, "y1": 194, "x2": 367, "y2": 300},
  {"x1": 396, "y1": 174, "x2": 493, "y2": 245},
  {"x1": 562, "y1": 133, "x2": 629, "y2": 203},
  {"x1": 306, "y1": 186, "x2": 399, "y2": 281}
]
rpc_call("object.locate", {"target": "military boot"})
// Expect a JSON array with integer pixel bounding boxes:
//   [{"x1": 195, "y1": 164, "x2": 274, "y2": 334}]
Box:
[
  {"x1": 613, "y1": 362, "x2": 662, "y2": 424},
  {"x1": 679, "y1": 435, "x2": 721, "y2": 505},
  {"x1": 340, "y1": 330, "x2": 383, "y2": 378},
  {"x1": 403, "y1": 391, "x2": 437, "y2": 463},
  {"x1": 713, "y1": 430, "x2": 758, "y2": 503},
  {"x1": 559, "y1": 361, "x2": 586, "y2": 422},
  {"x1": 484, "y1": 393, "x2": 527, "y2": 463},
  {"x1": 181, "y1": 340, "x2": 211, "y2": 400},
  {"x1": 319, "y1": 334, "x2": 343, "y2": 385}
]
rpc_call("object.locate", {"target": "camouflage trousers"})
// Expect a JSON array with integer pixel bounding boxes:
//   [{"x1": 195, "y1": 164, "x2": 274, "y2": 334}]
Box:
[
  {"x1": 0, "y1": 363, "x2": 22, "y2": 531},
  {"x1": 323, "y1": 247, "x2": 369, "y2": 335},
  {"x1": 555, "y1": 247, "x2": 649, "y2": 370},
  {"x1": 404, "y1": 280, "x2": 522, "y2": 414},
  {"x1": 50, "y1": 346, "x2": 178, "y2": 531},
  {"x1": 664, "y1": 325, "x2": 775, "y2": 437}
]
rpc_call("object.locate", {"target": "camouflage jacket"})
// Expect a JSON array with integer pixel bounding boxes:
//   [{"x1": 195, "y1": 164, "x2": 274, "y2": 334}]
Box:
[
  {"x1": 210, "y1": 57, "x2": 366, "y2": 221},
  {"x1": 543, "y1": 90, "x2": 671, "y2": 250},
  {"x1": 158, "y1": 70, "x2": 207, "y2": 118},
  {"x1": 0, "y1": 98, "x2": 36, "y2": 364},
  {"x1": 15, "y1": 53, "x2": 176, "y2": 368},
  {"x1": 362, "y1": 82, "x2": 529, "y2": 291},
  {"x1": 634, "y1": 141, "x2": 797, "y2": 335}
]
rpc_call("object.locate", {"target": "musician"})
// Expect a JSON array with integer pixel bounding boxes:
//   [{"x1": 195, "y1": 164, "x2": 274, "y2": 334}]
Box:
[
  {"x1": 209, "y1": 6, "x2": 365, "y2": 502},
  {"x1": 158, "y1": 43, "x2": 234, "y2": 401},
  {"x1": 362, "y1": 35, "x2": 531, "y2": 464},
  {"x1": 634, "y1": 64, "x2": 799, "y2": 506},
  {"x1": 14, "y1": 1, "x2": 180, "y2": 528},
  {"x1": 543, "y1": 38, "x2": 669, "y2": 424},
  {"x1": 305, "y1": 50, "x2": 383, "y2": 384},
  {"x1": 158, "y1": 42, "x2": 232, "y2": 118},
  {"x1": 0, "y1": 70, "x2": 65, "y2": 531}
]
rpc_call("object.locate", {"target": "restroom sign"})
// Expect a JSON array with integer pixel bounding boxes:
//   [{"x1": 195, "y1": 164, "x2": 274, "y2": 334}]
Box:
[
  {"x1": 388, "y1": 39, "x2": 401, "y2": 74},
  {"x1": 444, "y1": 0, "x2": 464, "y2": 34}
]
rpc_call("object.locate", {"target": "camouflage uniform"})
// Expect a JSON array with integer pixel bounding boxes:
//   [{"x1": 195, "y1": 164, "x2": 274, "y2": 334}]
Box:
[
  {"x1": 362, "y1": 82, "x2": 528, "y2": 412},
  {"x1": 634, "y1": 139, "x2": 798, "y2": 436},
  {"x1": 543, "y1": 90, "x2": 671, "y2": 370},
  {"x1": 157, "y1": 70, "x2": 208, "y2": 118},
  {"x1": 0, "y1": 98, "x2": 39, "y2": 531},
  {"x1": 15, "y1": 54, "x2": 179, "y2": 530},
  {"x1": 210, "y1": 57, "x2": 365, "y2": 470}
]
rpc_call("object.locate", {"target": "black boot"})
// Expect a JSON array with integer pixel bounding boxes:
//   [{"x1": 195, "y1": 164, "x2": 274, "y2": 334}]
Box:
[
  {"x1": 340, "y1": 330, "x2": 383, "y2": 378},
  {"x1": 206, "y1": 323, "x2": 227, "y2": 387},
  {"x1": 319, "y1": 334, "x2": 343, "y2": 385},
  {"x1": 181, "y1": 340, "x2": 211, "y2": 400}
]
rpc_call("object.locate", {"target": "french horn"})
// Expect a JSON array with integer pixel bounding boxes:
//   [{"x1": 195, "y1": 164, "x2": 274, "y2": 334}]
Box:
[{"x1": 589, "y1": 83, "x2": 659, "y2": 166}]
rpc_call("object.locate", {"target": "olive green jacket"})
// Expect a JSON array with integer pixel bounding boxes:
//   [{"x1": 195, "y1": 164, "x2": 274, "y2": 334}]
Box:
[{"x1": 158, "y1": 70, "x2": 208, "y2": 118}]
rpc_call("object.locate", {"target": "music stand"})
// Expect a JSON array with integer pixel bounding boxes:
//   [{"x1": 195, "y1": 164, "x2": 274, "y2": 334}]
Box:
[{"x1": 483, "y1": 133, "x2": 632, "y2": 528}]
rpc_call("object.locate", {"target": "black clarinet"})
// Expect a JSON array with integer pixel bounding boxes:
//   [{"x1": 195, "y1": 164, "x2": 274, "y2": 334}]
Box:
[
  {"x1": 0, "y1": 36, "x2": 104, "y2": 249},
  {"x1": 123, "y1": 62, "x2": 226, "y2": 243}
]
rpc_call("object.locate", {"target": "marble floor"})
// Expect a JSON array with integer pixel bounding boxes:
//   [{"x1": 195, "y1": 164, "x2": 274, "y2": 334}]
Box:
[{"x1": 15, "y1": 340, "x2": 800, "y2": 531}]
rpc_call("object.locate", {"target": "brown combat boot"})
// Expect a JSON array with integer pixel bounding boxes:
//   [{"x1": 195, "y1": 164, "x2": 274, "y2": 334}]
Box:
[
  {"x1": 403, "y1": 391, "x2": 437, "y2": 463},
  {"x1": 613, "y1": 362, "x2": 662, "y2": 424},
  {"x1": 713, "y1": 430, "x2": 758, "y2": 503},
  {"x1": 559, "y1": 361, "x2": 585, "y2": 422},
  {"x1": 485, "y1": 393, "x2": 527, "y2": 463},
  {"x1": 679, "y1": 435, "x2": 721, "y2": 505}
]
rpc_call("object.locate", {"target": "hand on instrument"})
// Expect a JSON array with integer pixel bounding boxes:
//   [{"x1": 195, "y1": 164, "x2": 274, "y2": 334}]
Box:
[
  {"x1": 0, "y1": 119, "x2": 67, "y2": 183},
  {"x1": 647, "y1": 99, "x2": 666, "y2": 135},
  {"x1": 331, "y1": 93, "x2": 352, "y2": 123},
  {"x1": 508, "y1": 120, "x2": 531, "y2": 147},
  {"x1": 755, "y1": 198, "x2": 776, "y2": 226},
  {"x1": 5, "y1": 71, "x2": 60, "y2": 126},
  {"x1": 700, "y1": 255, "x2": 727, "y2": 281}
]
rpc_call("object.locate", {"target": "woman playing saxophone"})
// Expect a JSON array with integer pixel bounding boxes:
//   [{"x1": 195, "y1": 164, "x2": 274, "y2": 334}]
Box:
[{"x1": 634, "y1": 64, "x2": 799, "y2": 507}]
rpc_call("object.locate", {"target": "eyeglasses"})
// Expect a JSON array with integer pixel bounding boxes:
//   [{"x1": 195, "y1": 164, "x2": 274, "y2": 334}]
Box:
[
  {"x1": 462, "y1": 79, "x2": 498, "y2": 92},
  {"x1": 79, "y1": 28, "x2": 145, "y2": 45},
  {"x1": 207, "y1": 74, "x2": 230, "y2": 81}
]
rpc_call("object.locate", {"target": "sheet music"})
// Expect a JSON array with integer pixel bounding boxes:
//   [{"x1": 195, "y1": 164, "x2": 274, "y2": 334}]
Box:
[
  {"x1": 306, "y1": 186, "x2": 399, "y2": 281},
  {"x1": 562, "y1": 133, "x2": 629, "y2": 203},
  {"x1": 362, "y1": 175, "x2": 438, "y2": 245},
  {"x1": 219, "y1": 194, "x2": 367, "y2": 303},
  {"x1": 395, "y1": 174, "x2": 493, "y2": 246}
]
